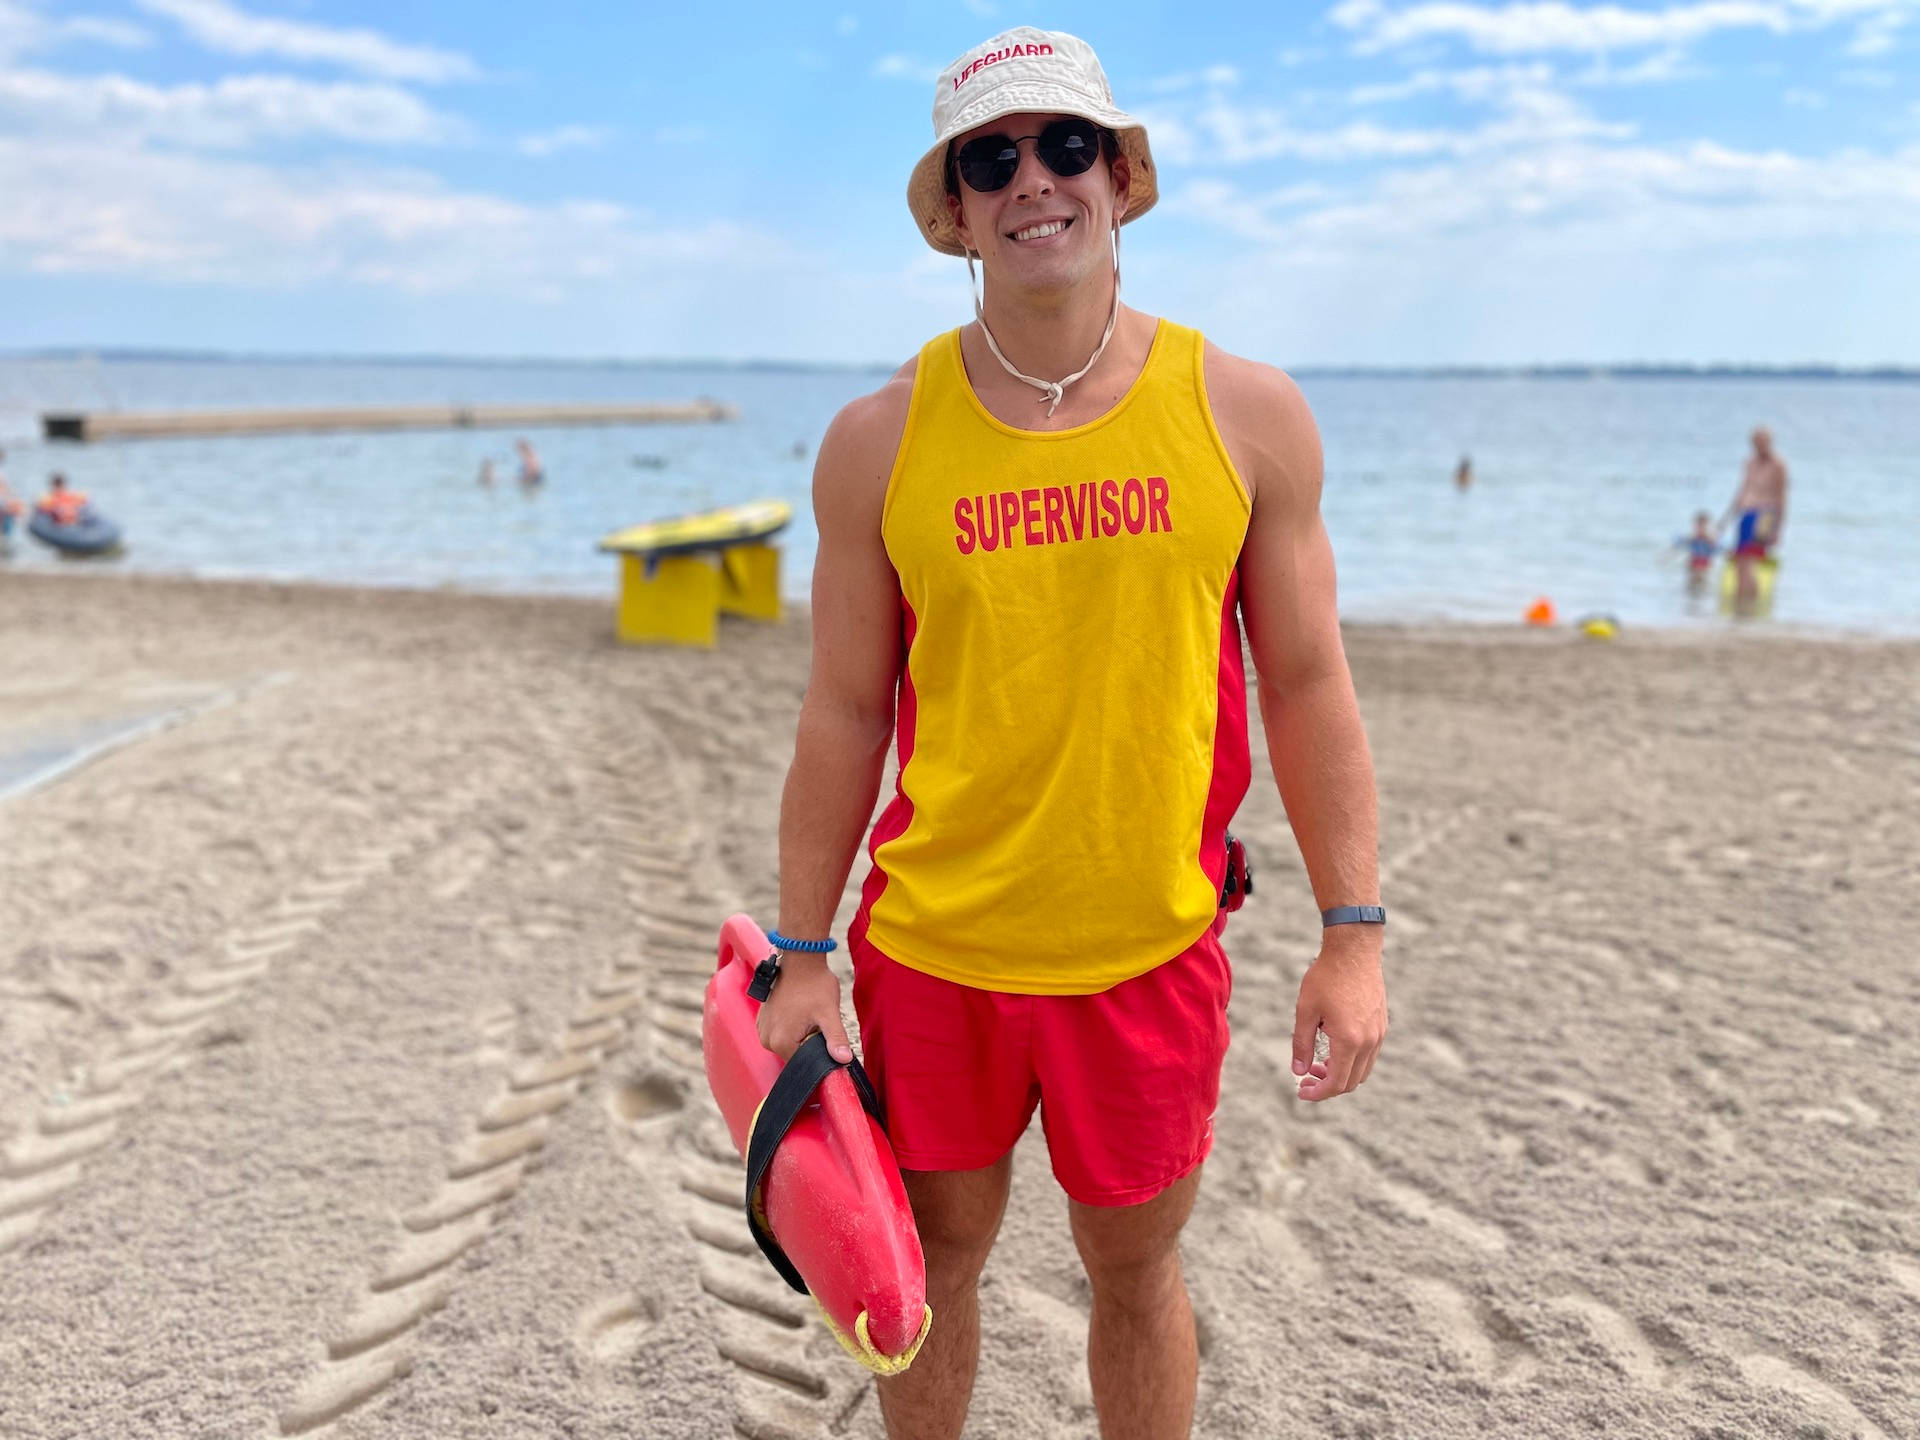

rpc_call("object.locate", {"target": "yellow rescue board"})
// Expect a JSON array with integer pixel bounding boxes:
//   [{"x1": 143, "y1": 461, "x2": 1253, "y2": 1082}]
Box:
[{"x1": 599, "y1": 500, "x2": 792, "y2": 558}]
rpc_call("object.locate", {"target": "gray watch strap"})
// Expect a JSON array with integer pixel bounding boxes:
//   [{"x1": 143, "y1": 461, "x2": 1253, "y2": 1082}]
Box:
[{"x1": 1321, "y1": 905, "x2": 1386, "y2": 926}]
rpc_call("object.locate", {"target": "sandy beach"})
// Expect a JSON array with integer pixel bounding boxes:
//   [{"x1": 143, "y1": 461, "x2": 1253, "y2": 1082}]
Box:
[{"x1": 1, "y1": 571, "x2": 1915, "y2": 1440}]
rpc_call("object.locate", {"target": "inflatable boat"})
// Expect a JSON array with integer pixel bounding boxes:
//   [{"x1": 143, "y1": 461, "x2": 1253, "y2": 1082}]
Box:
[{"x1": 29, "y1": 508, "x2": 123, "y2": 557}]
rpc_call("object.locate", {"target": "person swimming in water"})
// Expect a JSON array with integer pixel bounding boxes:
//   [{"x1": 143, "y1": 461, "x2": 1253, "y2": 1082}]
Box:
[
  {"x1": 1454, "y1": 455, "x2": 1472, "y2": 492},
  {"x1": 1675, "y1": 510, "x2": 1719, "y2": 593},
  {"x1": 0, "y1": 449, "x2": 22, "y2": 539},
  {"x1": 515, "y1": 438, "x2": 544, "y2": 490},
  {"x1": 36, "y1": 473, "x2": 91, "y2": 526}
]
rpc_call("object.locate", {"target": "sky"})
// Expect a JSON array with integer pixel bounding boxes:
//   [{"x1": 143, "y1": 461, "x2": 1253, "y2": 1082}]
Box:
[{"x1": 1, "y1": 0, "x2": 1917, "y2": 366}]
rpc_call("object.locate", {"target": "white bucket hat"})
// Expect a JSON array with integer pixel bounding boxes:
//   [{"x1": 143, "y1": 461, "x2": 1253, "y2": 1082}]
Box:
[{"x1": 907, "y1": 27, "x2": 1157, "y2": 258}]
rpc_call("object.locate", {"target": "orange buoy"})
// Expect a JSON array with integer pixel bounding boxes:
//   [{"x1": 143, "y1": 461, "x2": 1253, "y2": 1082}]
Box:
[{"x1": 1524, "y1": 598, "x2": 1557, "y2": 626}]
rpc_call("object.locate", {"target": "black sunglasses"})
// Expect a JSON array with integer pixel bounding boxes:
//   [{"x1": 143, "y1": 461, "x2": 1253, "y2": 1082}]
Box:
[{"x1": 951, "y1": 118, "x2": 1109, "y2": 194}]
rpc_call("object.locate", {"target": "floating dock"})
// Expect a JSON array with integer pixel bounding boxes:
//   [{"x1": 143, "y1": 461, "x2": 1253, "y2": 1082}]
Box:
[{"x1": 42, "y1": 400, "x2": 736, "y2": 443}]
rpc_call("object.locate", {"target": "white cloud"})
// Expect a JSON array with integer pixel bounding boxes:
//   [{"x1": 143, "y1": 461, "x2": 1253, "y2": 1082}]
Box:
[
  {"x1": 1348, "y1": 53, "x2": 1702, "y2": 105},
  {"x1": 133, "y1": 0, "x2": 477, "y2": 83},
  {"x1": 1348, "y1": 60, "x2": 1555, "y2": 102},
  {"x1": 1569, "y1": 46, "x2": 1706, "y2": 81},
  {"x1": 516, "y1": 124, "x2": 608, "y2": 158},
  {"x1": 0, "y1": 136, "x2": 774, "y2": 295},
  {"x1": 60, "y1": 15, "x2": 151, "y2": 48},
  {"x1": 1784, "y1": 84, "x2": 1827, "y2": 103},
  {"x1": 1846, "y1": 7, "x2": 1909, "y2": 50},
  {"x1": 0, "y1": 1, "x2": 44, "y2": 63},
  {"x1": 1171, "y1": 135, "x2": 1920, "y2": 253},
  {"x1": 1146, "y1": 73, "x2": 1630, "y2": 166},
  {"x1": 0, "y1": 68, "x2": 461, "y2": 147},
  {"x1": 1172, "y1": 111, "x2": 1467, "y2": 163},
  {"x1": 1146, "y1": 65, "x2": 1241, "y2": 93},
  {"x1": 1, "y1": 1, "x2": 149, "y2": 60},
  {"x1": 1161, "y1": 177, "x2": 1338, "y2": 237},
  {"x1": 1157, "y1": 226, "x2": 1910, "y2": 366},
  {"x1": 873, "y1": 52, "x2": 940, "y2": 81},
  {"x1": 837, "y1": 13, "x2": 859, "y2": 35},
  {"x1": 1139, "y1": 14, "x2": 1920, "y2": 334},
  {"x1": 1328, "y1": 0, "x2": 1914, "y2": 55}
]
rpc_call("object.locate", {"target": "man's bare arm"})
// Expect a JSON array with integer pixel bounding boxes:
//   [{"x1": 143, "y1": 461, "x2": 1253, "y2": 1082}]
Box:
[
  {"x1": 760, "y1": 367, "x2": 913, "y2": 1061},
  {"x1": 1209, "y1": 348, "x2": 1386, "y2": 1101}
]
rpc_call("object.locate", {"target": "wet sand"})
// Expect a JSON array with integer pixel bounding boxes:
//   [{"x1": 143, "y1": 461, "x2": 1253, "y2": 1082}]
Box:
[{"x1": 1, "y1": 571, "x2": 1915, "y2": 1439}]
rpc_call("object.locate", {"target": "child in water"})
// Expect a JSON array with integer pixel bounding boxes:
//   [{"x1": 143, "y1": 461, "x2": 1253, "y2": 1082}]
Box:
[
  {"x1": 0, "y1": 448, "x2": 21, "y2": 538},
  {"x1": 1676, "y1": 510, "x2": 1718, "y2": 591}
]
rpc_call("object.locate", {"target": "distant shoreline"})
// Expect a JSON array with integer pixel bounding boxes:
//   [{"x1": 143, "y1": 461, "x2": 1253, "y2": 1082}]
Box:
[{"x1": 4, "y1": 348, "x2": 1918, "y2": 382}]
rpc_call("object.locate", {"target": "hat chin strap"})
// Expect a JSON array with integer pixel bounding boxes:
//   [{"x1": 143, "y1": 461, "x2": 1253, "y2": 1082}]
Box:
[{"x1": 966, "y1": 224, "x2": 1120, "y2": 419}]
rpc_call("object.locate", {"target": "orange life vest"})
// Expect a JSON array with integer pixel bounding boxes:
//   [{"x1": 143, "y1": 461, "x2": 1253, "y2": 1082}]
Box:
[{"x1": 38, "y1": 492, "x2": 89, "y2": 525}]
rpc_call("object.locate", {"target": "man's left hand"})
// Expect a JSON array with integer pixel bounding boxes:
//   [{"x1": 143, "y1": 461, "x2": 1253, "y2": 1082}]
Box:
[{"x1": 1290, "y1": 935, "x2": 1388, "y2": 1101}]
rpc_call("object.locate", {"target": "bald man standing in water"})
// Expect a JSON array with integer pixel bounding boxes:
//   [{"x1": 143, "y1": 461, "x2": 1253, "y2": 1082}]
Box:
[{"x1": 1719, "y1": 427, "x2": 1788, "y2": 607}]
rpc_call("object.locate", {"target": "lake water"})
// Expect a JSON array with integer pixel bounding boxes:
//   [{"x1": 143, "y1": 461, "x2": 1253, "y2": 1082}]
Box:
[{"x1": 1, "y1": 353, "x2": 1914, "y2": 635}]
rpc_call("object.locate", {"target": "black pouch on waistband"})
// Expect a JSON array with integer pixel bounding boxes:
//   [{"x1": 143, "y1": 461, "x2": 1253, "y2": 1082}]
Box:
[{"x1": 1220, "y1": 833, "x2": 1253, "y2": 912}]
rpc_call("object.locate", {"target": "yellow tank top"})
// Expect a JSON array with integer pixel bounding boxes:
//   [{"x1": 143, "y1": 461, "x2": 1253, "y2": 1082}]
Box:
[{"x1": 851, "y1": 319, "x2": 1253, "y2": 995}]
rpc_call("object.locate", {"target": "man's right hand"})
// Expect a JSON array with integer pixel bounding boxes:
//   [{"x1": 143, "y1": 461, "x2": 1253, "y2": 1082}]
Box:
[{"x1": 755, "y1": 952, "x2": 855, "y2": 1064}]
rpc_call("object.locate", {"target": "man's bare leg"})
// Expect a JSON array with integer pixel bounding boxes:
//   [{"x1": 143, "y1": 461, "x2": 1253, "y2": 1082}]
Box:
[
  {"x1": 1069, "y1": 1169, "x2": 1203, "y2": 1440},
  {"x1": 877, "y1": 1156, "x2": 1013, "y2": 1440}
]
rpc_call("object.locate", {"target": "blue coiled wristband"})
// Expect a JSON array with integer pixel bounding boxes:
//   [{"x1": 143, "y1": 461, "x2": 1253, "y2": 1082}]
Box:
[{"x1": 765, "y1": 930, "x2": 837, "y2": 954}]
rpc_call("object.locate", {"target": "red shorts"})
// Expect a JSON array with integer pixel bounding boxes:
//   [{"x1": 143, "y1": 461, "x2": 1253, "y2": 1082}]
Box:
[{"x1": 849, "y1": 929, "x2": 1233, "y2": 1207}]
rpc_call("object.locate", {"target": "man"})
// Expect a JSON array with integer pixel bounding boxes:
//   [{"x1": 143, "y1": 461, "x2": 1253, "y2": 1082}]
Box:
[
  {"x1": 515, "y1": 437, "x2": 544, "y2": 490},
  {"x1": 1718, "y1": 426, "x2": 1788, "y2": 608},
  {"x1": 759, "y1": 29, "x2": 1386, "y2": 1440}
]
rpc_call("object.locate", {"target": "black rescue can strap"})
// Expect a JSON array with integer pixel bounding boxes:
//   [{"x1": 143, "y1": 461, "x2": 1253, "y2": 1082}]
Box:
[{"x1": 743, "y1": 1030, "x2": 888, "y2": 1294}]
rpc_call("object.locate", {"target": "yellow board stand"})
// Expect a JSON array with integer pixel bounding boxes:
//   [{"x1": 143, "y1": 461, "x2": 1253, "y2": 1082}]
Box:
[
  {"x1": 599, "y1": 501, "x2": 791, "y2": 648},
  {"x1": 616, "y1": 552, "x2": 722, "y2": 646},
  {"x1": 719, "y1": 543, "x2": 782, "y2": 622}
]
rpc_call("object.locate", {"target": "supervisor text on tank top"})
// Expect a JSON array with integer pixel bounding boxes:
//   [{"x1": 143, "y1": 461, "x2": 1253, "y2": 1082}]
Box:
[{"x1": 851, "y1": 319, "x2": 1253, "y2": 995}]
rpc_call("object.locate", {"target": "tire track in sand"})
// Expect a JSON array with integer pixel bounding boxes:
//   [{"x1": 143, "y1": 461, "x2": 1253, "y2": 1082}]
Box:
[
  {"x1": 1236, "y1": 794, "x2": 1882, "y2": 1425},
  {"x1": 1733, "y1": 1352, "x2": 1892, "y2": 1440},
  {"x1": 0, "y1": 833, "x2": 435, "y2": 1259},
  {"x1": 271, "y1": 696, "x2": 647, "y2": 1436},
  {"x1": 594, "y1": 699, "x2": 870, "y2": 1440},
  {"x1": 270, "y1": 962, "x2": 649, "y2": 1435}
]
